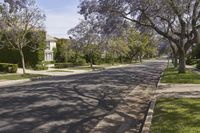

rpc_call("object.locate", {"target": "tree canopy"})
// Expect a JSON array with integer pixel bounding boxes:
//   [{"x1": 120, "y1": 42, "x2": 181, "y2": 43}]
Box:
[
  {"x1": 79, "y1": 0, "x2": 200, "y2": 73},
  {"x1": 0, "y1": 0, "x2": 45, "y2": 74}
]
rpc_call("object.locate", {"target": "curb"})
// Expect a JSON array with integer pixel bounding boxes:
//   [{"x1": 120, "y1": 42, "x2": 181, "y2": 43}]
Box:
[
  {"x1": 90, "y1": 85, "x2": 140, "y2": 133},
  {"x1": 0, "y1": 75, "x2": 52, "y2": 88},
  {"x1": 90, "y1": 85, "x2": 154, "y2": 133},
  {"x1": 141, "y1": 99, "x2": 156, "y2": 133},
  {"x1": 140, "y1": 63, "x2": 167, "y2": 133}
]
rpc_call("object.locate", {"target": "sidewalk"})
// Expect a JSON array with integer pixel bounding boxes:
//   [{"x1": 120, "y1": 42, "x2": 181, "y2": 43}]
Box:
[
  {"x1": 0, "y1": 79, "x2": 31, "y2": 87},
  {"x1": 17, "y1": 64, "x2": 131, "y2": 76},
  {"x1": 0, "y1": 64, "x2": 133, "y2": 87},
  {"x1": 156, "y1": 83, "x2": 200, "y2": 98},
  {"x1": 17, "y1": 68, "x2": 90, "y2": 76},
  {"x1": 90, "y1": 85, "x2": 154, "y2": 133},
  {"x1": 186, "y1": 65, "x2": 200, "y2": 74}
]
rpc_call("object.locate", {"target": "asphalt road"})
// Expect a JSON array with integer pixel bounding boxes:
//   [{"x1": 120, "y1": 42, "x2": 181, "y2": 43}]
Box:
[{"x1": 0, "y1": 60, "x2": 166, "y2": 133}]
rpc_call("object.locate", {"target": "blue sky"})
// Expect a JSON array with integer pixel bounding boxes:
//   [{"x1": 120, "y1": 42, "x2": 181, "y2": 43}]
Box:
[{"x1": 36, "y1": 0, "x2": 83, "y2": 38}]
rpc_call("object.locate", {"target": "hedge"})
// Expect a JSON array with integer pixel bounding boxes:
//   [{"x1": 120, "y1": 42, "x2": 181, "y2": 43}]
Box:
[
  {"x1": 54, "y1": 63, "x2": 74, "y2": 68},
  {"x1": 34, "y1": 64, "x2": 48, "y2": 71},
  {"x1": 0, "y1": 63, "x2": 18, "y2": 73},
  {"x1": 186, "y1": 57, "x2": 198, "y2": 65},
  {"x1": 196, "y1": 61, "x2": 200, "y2": 69},
  {"x1": 54, "y1": 60, "x2": 88, "y2": 68},
  {"x1": 0, "y1": 31, "x2": 46, "y2": 68}
]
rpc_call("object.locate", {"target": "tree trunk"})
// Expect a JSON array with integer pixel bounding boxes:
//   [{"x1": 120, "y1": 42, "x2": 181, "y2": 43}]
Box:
[
  {"x1": 19, "y1": 50, "x2": 26, "y2": 74},
  {"x1": 119, "y1": 56, "x2": 123, "y2": 64},
  {"x1": 129, "y1": 56, "x2": 133, "y2": 63},
  {"x1": 89, "y1": 54, "x2": 93, "y2": 68},
  {"x1": 173, "y1": 54, "x2": 178, "y2": 67},
  {"x1": 178, "y1": 48, "x2": 186, "y2": 73},
  {"x1": 139, "y1": 52, "x2": 142, "y2": 62},
  {"x1": 169, "y1": 40, "x2": 178, "y2": 68}
]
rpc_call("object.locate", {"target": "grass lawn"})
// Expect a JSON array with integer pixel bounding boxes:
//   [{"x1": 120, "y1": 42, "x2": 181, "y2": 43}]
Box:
[
  {"x1": 151, "y1": 98, "x2": 200, "y2": 133},
  {"x1": 0, "y1": 74, "x2": 47, "y2": 80},
  {"x1": 161, "y1": 67, "x2": 200, "y2": 84}
]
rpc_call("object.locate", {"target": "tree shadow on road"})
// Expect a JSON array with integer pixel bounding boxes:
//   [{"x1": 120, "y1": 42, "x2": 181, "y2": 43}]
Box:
[{"x1": 0, "y1": 62, "x2": 165, "y2": 133}]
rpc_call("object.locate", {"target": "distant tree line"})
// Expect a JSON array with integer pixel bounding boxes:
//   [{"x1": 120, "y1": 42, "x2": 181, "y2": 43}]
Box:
[{"x1": 78, "y1": 0, "x2": 200, "y2": 73}]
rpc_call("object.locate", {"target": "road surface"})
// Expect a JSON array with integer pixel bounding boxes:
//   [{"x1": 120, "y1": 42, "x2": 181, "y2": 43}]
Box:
[{"x1": 0, "y1": 60, "x2": 166, "y2": 133}]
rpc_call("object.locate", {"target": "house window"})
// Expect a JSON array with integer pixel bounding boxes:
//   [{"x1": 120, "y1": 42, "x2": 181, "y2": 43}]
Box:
[
  {"x1": 45, "y1": 53, "x2": 53, "y2": 61},
  {"x1": 46, "y1": 42, "x2": 50, "y2": 50}
]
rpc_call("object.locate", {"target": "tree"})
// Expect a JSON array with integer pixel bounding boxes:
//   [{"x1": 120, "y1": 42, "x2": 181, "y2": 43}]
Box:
[
  {"x1": 79, "y1": 0, "x2": 200, "y2": 73},
  {"x1": 110, "y1": 37, "x2": 130, "y2": 63},
  {"x1": 55, "y1": 38, "x2": 71, "y2": 63},
  {"x1": 124, "y1": 29, "x2": 152, "y2": 63},
  {"x1": 0, "y1": 0, "x2": 45, "y2": 74},
  {"x1": 169, "y1": 40, "x2": 178, "y2": 67},
  {"x1": 68, "y1": 17, "x2": 100, "y2": 68},
  {"x1": 193, "y1": 44, "x2": 200, "y2": 59}
]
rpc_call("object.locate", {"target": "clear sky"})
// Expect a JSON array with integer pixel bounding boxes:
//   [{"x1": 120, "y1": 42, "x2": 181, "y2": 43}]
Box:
[{"x1": 36, "y1": 0, "x2": 83, "y2": 38}]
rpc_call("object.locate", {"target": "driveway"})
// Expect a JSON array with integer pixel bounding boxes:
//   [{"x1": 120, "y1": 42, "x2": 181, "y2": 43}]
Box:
[{"x1": 0, "y1": 60, "x2": 166, "y2": 133}]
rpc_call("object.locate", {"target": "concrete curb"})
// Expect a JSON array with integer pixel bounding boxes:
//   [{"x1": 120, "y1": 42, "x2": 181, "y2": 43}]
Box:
[
  {"x1": 0, "y1": 69, "x2": 105, "y2": 87},
  {"x1": 0, "y1": 75, "x2": 52, "y2": 88},
  {"x1": 0, "y1": 65, "x2": 130, "y2": 88},
  {"x1": 156, "y1": 63, "x2": 168, "y2": 87},
  {"x1": 141, "y1": 65, "x2": 199, "y2": 133},
  {"x1": 141, "y1": 99, "x2": 156, "y2": 133},
  {"x1": 140, "y1": 63, "x2": 167, "y2": 133},
  {"x1": 90, "y1": 85, "x2": 154, "y2": 133}
]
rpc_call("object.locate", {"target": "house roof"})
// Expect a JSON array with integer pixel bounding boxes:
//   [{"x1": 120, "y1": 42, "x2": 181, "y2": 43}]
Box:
[{"x1": 46, "y1": 35, "x2": 57, "y2": 42}]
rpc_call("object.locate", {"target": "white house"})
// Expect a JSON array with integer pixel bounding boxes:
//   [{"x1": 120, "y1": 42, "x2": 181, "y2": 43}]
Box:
[{"x1": 45, "y1": 35, "x2": 57, "y2": 61}]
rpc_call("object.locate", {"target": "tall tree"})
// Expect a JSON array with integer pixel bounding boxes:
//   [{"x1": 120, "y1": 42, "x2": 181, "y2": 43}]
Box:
[
  {"x1": 79, "y1": 0, "x2": 200, "y2": 73},
  {"x1": 68, "y1": 16, "x2": 100, "y2": 68},
  {"x1": 0, "y1": 0, "x2": 45, "y2": 74},
  {"x1": 55, "y1": 38, "x2": 72, "y2": 63},
  {"x1": 169, "y1": 40, "x2": 178, "y2": 67}
]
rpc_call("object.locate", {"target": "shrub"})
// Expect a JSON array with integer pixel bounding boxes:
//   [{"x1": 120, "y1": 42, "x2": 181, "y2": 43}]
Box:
[
  {"x1": 34, "y1": 64, "x2": 48, "y2": 71},
  {"x1": 54, "y1": 63, "x2": 74, "y2": 68},
  {"x1": 196, "y1": 61, "x2": 200, "y2": 69},
  {"x1": 42, "y1": 61, "x2": 55, "y2": 65},
  {"x1": 186, "y1": 57, "x2": 198, "y2": 65},
  {"x1": 0, "y1": 63, "x2": 18, "y2": 73},
  {"x1": 74, "y1": 58, "x2": 86, "y2": 66},
  {"x1": 0, "y1": 31, "x2": 45, "y2": 67}
]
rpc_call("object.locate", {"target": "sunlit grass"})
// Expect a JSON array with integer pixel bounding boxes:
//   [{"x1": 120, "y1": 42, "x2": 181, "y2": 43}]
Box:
[
  {"x1": 151, "y1": 98, "x2": 200, "y2": 133},
  {"x1": 0, "y1": 74, "x2": 47, "y2": 80},
  {"x1": 161, "y1": 67, "x2": 200, "y2": 84}
]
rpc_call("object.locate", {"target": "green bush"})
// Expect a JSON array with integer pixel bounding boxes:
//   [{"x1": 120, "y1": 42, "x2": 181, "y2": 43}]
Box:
[
  {"x1": 74, "y1": 58, "x2": 86, "y2": 66},
  {"x1": 34, "y1": 64, "x2": 48, "y2": 71},
  {"x1": 196, "y1": 61, "x2": 200, "y2": 69},
  {"x1": 186, "y1": 57, "x2": 197, "y2": 65},
  {"x1": 0, "y1": 63, "x2": 18, "y2": 73},
  {"x1": 42, "y1": 61, "x2": 55, "y2": 65},
  {"x1": 54, "y1": 63, "x2": 74, "y2": 68},
  {"x1": 0, "y1": 31, "x2": 45, "y2": 67}
]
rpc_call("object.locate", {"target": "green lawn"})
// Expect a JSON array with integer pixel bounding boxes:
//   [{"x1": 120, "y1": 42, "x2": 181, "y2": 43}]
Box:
[
  {"x1": 161, "y1": 67, "x2": 200, "y2": 84},
  {"x1": 151, "y1": 98, "x2": 200, "y2": 133},
  {"x1": 0, "y1": 74, "x2": 47, "y2": 80}
]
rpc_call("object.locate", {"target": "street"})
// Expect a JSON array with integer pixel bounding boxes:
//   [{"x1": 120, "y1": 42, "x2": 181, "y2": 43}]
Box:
[{"x1": 0, "y1": 60, "x2": 166, "y2": 133}]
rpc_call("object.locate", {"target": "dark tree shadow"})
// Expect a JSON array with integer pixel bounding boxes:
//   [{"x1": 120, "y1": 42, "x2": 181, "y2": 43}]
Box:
[{"x1": 0, "y1": 61, "x2": 166, "y2": 133}]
